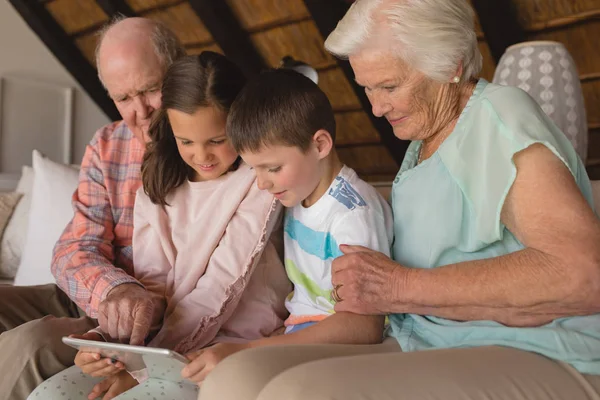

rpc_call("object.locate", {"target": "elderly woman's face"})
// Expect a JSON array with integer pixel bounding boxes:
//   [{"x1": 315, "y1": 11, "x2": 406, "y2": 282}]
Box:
[{"x1": 350, "y1": 50, "x2": 439, "y2": 141}]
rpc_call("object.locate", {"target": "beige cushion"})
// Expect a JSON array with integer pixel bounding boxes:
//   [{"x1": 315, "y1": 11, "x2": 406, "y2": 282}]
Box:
[
  {"x1": 0, "y1": 166, "x2": 34, "y2": 279},
  {"x1": 0, "y1": 192, "x2": 22, "y2": 277}
]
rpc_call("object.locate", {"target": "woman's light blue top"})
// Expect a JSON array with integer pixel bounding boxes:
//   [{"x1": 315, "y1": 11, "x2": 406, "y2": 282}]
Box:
[{"x1": 388, "y1": 79, "x2": 600, "y2": 374}]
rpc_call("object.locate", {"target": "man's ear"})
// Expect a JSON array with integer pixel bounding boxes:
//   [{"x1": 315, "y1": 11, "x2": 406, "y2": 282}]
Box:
[{"x1": 312, "y1": 129, "x2": 334, "y2": 160}]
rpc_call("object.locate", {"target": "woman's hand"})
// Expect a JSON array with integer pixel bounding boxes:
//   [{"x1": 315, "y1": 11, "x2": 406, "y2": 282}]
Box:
[
  {"x1": 331, "y1": 245, "x2": 406, "y2": 315},
  {"x1": 87, "y1": 370, "x2": 137, "y2": 400},
  {"x1": 72, "y1": 332, "x2": 125, "y2": 377},
  {"x1": 181, "y1": 343, "x2": 250, "y2": 384}
]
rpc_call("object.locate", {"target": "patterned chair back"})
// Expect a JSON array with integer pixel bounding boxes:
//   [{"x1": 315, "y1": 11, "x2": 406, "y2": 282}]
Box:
[{"x1": 493, "y1": 41, "x2": 588, "y2": 162}]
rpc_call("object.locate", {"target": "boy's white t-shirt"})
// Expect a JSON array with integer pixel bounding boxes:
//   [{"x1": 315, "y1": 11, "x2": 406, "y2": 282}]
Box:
[{"x1": 284, "y1": 165, "x2": 393, "y2": 327}]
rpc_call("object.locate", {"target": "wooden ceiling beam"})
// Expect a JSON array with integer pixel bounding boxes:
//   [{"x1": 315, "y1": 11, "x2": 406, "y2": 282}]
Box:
[
  {"x1": 303, "y1": 0, "x2": 407, "y2": 166},
  {"x1": 187, "y1": 0, "x2": 265, "y2": 78},
  {"x1": 524, "y1": 9, "x2": 600, "y2": 33},
  {"x1": 96, "y1": 0, "x2": 136, "y2": 18},
  {"x1": 134, "y1": 0, "x2": 186, "y2": 16},
  {"x1": 9, "y1": 0, "x2": 120, "y2": 121},
  {"x1": 471, "y1": 0, "x2": 526, "y2": 63}
]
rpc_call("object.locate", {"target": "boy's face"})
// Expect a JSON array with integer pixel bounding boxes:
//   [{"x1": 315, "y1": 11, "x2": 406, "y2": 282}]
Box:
[{"x1": 241, "y1": 144, "x2": 322, "y2": 208}]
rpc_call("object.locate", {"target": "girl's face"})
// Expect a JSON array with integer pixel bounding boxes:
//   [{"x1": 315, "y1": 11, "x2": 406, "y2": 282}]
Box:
[{"x1": 168, "y1": 106, "x2": 239, "y2": 182}]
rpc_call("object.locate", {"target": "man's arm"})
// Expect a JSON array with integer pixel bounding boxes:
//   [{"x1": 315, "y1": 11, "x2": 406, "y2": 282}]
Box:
[{"x1": 52, "y1": 132, "x2": 140, "y2": 318}]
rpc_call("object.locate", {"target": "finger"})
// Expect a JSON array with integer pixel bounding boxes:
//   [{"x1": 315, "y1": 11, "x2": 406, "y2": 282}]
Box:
[
  {"x1": 98, "y1": 307, "x2": 109, "y2": 335},
  {"x1": 188, "y1": 367, "x2": 211, "y2": 384},
  {"x1": 88, "y1": 361, "x2": 124, "y2": 377},
  {"x1": 339, "y1": 244, "x2": 372, "y2": 254},
  {"x1": 75, "y1": 351, "x2": 101, "y2": 366},
  {"x1": 81, "y1": 358, "x2": 115, "y2": 374},
  {"x1": 107, "y1": 304, "x2": 119, "y2": 340},
  {"x1": 129, "y1": 304, "x2": 153, "y2": 346},
  {"x1": 102, "y1": 383, "x2": 121, "y2": 400},
  {"x1": 117, "y1": 311, "x2": 132, "y2": 343},
  {"x1": 181, "y1": 358, "x2": 205, "y2": 380},
  {"x1": 68, "y1": 333, "x2": 94, "y2": 340},
  {"x1": 185, "y1": 349, "x2": 204, "y2": 361},
  {"x1": 333, "y1": 299, "x2": 351, "y2": 313},
  {"x1": 78, "y1": 332, "x2": 104, "y2": 341},
  {"x1": 88, "y1": 378, "x2": 111, "y2": 400}
]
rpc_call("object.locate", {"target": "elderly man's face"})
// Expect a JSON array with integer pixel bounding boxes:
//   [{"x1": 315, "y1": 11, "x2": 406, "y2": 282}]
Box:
[
  {"x1": 100, "y1": 48, "x2": 164, "y2": 143},
  {"x1": 350, "y1": 50, "x2": 438, "y2": 142}
]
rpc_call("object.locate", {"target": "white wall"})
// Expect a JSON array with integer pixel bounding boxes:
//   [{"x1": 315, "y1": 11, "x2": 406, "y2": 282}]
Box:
[{"x1": 0, "y1": 0, "x2": 111, "y2": 165}]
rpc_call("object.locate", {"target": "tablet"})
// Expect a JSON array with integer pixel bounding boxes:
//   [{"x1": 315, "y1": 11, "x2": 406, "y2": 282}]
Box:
[{"x1": 62, "y1": 336, "x2": 192, "y2": 384}]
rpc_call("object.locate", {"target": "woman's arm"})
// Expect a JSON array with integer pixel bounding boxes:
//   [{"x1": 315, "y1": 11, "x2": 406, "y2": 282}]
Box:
[{"x1": 334, "y1": 144, "x2": 600, "y2": 326}]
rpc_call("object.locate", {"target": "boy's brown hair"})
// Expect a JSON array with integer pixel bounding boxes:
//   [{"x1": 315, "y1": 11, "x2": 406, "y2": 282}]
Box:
[{"x1": 227, "y1": 69, "x2": 336, "y2": 154}]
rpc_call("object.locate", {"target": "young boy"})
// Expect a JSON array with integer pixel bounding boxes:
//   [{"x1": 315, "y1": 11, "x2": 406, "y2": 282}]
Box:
[{"x1": 181, "y1": 69, "x2": 393, "y2": 383}]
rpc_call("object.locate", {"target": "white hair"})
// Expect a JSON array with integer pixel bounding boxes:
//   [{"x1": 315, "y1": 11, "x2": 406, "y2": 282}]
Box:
[
  {"x1": 95, "y1": 16, "x2": 185, "y2": 87},
  {"x1": 325, "y1": 0, "x2": 482, "y2": 82}
]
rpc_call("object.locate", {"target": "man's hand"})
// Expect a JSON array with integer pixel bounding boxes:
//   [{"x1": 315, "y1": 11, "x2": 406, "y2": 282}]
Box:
[
  {"x1": 72, "y1": 332, "x2": 125, "y2": 377},
  {"x1": 87, "y1": 370, "x2": 138, "y2": 400},
  {"x1": 98, "y1": 283, "x2": 157, "y2": 345},
  {"x1": 181, "y1": 343, "x2": 250, "y2": 384}
]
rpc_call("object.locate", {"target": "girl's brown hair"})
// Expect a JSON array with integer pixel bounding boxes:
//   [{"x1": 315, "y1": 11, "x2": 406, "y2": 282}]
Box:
[{"x1": 141, "y1": 52, "x2": 246, "y2": 205}]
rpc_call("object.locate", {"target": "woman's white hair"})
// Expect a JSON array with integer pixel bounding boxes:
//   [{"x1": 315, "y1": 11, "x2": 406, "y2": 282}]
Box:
[{"x1": 325, "y1": 0, "x2": 482, "y2": 82}]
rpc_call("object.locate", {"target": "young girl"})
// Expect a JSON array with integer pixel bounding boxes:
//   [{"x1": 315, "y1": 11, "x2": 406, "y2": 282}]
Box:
[{"x1": 27, "y1": 52, "x2": 290, "y2": 400}]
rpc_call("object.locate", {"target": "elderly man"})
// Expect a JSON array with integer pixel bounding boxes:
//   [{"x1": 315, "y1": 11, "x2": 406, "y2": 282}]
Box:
[{"x1": 0, "y1": 17, "x2": 184, "y2": 400}]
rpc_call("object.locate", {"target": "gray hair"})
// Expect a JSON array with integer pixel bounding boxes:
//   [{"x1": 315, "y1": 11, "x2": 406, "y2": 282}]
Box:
[
  {"x1": 95, "y1": 15, "x2": 186, "y2": 86},
  {"x1": 325, "y1": 0, "x2": 482, "y2": 82}
]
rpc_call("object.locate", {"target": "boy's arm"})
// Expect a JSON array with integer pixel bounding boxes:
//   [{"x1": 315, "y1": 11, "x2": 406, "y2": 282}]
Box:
[
  {"x1": 251, "y1": 312, "x2": 384, "y2": 347},
  {"x1": 181, "y1": 312, "x2": 383, "y2": 383},
  {"x1": 254, "y1": 207, "x2": 390, "y2": 346}
]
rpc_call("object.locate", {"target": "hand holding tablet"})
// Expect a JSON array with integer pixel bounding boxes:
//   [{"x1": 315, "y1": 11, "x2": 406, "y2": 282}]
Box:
[{"x1": 62, "y1": 336, "x2": 190, "y2": 383}]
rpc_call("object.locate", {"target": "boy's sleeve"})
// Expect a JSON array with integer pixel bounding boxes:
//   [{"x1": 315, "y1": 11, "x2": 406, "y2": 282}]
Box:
[{"x1": 330, "y1": 207, "x2": 393, "y2": 257}]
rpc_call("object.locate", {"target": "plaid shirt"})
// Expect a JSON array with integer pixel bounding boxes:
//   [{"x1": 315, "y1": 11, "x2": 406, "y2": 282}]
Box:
[{"x1": 52, "y1": 121, "x2": 145, "y2": 317}]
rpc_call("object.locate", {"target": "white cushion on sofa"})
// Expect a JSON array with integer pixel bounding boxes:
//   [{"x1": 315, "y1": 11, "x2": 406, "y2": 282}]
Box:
[
  {"x1": 13, "y1": 150, "x2": 79, "y2": 286},
  {"x1": 0, "y1": 165, "x2": 34, "y2": 278}
]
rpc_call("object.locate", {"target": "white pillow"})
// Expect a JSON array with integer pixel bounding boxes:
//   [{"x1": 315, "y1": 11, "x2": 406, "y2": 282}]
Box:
[
  {"x1": 14, "y1": 150, "x2": 79, "y2": 286},
  {"x1": 0, "y1": 165, "x2": 34, "y2": 278}
]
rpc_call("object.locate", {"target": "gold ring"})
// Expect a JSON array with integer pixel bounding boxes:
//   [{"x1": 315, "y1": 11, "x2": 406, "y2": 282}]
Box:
[{"x1": 331, "y1": 284, "x2": 343, "y2": 303}]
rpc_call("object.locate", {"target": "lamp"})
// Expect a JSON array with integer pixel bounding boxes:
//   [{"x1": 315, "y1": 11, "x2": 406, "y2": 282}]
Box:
[{"x1": 280, "y1": 56, "x2": 319, "y2": 84}]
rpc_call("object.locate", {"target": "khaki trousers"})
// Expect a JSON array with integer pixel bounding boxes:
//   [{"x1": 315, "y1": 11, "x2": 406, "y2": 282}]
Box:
[
  {"x1": 0, "y1": 284, "x2": 96, "y2": 400},
  {"x1": 200, "y1": 341, "x2": 600, "y2": 400}
]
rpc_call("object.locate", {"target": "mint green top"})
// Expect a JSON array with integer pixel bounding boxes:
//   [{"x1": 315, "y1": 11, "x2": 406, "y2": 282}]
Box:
[{"x1": 388, "y1": 79, "x2": 600, "y2": 375}]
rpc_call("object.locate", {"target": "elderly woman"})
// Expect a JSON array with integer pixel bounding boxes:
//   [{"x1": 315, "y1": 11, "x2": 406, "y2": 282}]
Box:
[{"x1": 199, "y1": 0, "x2": 600, "y2": 399}]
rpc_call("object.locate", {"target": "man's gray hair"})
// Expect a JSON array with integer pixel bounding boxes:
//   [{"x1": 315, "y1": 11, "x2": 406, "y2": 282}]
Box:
[
  {"x1": 325, "y1": 0, "x2": 482, "y2": 82},
  {"x1": 95, "y1": 15, "x2": 186, "y2": 86}
]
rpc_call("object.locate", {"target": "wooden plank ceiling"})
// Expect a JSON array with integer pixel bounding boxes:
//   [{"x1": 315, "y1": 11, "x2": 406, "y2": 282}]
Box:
[{"x1": 8, "y1": 0, "x2": 600, "y2": 180}]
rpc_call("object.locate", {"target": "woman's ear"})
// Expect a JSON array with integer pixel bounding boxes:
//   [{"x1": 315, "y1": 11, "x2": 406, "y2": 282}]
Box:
[
  {"x1": 312, "y1": 129, "x2": 334, "y2": 160},
  {"x1": 452, "y1": 62, "x2": 464, "y2": 83}
]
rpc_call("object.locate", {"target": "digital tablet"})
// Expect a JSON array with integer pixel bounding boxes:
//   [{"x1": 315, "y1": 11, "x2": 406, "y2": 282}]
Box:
[{"x1": 62, "y1": 336, "x2": 192, "y2": 384}]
